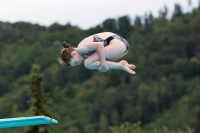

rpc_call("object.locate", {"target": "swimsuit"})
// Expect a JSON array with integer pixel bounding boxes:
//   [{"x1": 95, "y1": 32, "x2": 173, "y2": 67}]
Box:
[{"x1": 85, "y1": 34, "x2": 129, "y2": 56}]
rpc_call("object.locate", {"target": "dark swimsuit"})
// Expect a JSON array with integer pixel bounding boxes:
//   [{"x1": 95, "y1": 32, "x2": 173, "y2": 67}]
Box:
[{"x1": 85, "y1": 34, "x2": 129, "y2": 56}]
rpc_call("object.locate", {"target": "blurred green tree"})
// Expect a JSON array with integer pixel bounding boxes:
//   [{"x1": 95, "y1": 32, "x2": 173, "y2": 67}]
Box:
[
  {"x1": 25, "y1": 65, "x2": 56, "y2": 133},
  {"x1": 102, "y1": 18, "x2": 118, "y2": 33},
  {"x1": 110, "y1": 122, "x2": 195, "y2": 133},
  {"x1": 118, "y1": 16, "x2": 132, "y2": 38}
]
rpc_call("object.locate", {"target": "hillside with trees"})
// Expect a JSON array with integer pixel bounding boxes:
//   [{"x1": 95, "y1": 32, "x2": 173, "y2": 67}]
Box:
[{"x1": 0, "y1": 3, "x2": 199, "y2": 133}]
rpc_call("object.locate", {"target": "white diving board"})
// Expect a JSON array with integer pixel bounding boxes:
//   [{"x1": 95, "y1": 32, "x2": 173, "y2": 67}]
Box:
[{"x1": 0, "y1": 115, "x2": 58, "y2": 128}]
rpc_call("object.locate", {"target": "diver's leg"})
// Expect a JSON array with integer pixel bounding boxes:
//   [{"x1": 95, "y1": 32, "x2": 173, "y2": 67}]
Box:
[{"x1": 85, "y1": 60, "x2": 136, "y2": 74}]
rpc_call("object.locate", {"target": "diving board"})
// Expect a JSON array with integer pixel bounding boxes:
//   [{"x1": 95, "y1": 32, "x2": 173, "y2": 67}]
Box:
[{"x1": 0, "y1": 115, "x2": 58, "y2": 128}]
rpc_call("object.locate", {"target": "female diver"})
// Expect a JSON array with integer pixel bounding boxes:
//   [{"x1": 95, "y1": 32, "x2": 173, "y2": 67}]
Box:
[{"x1": 57, "y1": 32, "x2": 136, "y2": 74}]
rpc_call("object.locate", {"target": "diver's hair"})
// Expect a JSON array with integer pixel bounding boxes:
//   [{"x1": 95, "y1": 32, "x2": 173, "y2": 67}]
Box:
[{"x1": 57, "y1": 42, "x2": 75, "y2": 67}]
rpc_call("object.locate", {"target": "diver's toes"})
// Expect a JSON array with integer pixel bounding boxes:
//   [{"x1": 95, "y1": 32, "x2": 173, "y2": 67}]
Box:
[{"x1": 129, "y1": 64, "x2": 136, "y2": 69}]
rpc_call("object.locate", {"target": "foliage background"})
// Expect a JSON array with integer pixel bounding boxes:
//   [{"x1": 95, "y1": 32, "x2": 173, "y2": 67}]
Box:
[{"x1": 0, "y1": 3, "x2": 200, "y2": 133}]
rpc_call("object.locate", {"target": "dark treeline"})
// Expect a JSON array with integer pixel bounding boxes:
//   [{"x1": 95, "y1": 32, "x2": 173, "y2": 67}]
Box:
[{"x1": 0, "y1": 3, "x2": 200, "y2": 133}]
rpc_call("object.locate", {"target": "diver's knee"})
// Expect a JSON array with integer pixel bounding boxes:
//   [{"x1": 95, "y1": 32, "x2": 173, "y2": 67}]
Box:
[{"x1": 84, "y1": 60, "x2": 91, "y2": 69}]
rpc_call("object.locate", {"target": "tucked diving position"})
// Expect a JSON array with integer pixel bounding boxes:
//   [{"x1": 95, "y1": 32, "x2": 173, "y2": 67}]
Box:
[{"x1": 57, "y1": 32, "x2": 136, "y2": 74}]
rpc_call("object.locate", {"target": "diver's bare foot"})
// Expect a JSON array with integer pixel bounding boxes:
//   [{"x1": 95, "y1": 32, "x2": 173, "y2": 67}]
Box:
[
  {"x1": 128, "y1": 64, "x2": 136, "y2": 69},
  {"x1": 120, "y1": 60, "x2": 136, "y2": 74}
]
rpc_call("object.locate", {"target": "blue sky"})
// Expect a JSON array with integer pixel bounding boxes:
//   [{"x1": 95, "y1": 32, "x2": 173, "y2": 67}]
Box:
[{"x1": 0, "y1": 0, "x2": 199, "y2": 29}]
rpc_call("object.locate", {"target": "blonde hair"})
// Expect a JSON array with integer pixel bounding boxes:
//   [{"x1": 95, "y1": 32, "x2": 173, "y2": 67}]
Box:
[{"x1": 57, "y1": 42, "x2": 75, "y2": 67}]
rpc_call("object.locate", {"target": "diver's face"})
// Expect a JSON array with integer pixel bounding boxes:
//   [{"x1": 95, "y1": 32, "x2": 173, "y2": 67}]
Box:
[{"x1": 69, "y1": 51, "x2": 84, "y2": 66}]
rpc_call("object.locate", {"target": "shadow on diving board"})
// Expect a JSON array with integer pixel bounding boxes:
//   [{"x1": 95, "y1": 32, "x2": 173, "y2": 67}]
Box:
[{"x1": 0, "y1": 115, "x2": 58, "y2": 128}]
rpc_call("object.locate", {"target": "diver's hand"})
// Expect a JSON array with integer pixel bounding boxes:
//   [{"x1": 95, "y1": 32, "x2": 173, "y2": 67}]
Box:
[{"x1": 99, "y1": 62, "x2": 109, "y2": 72}]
